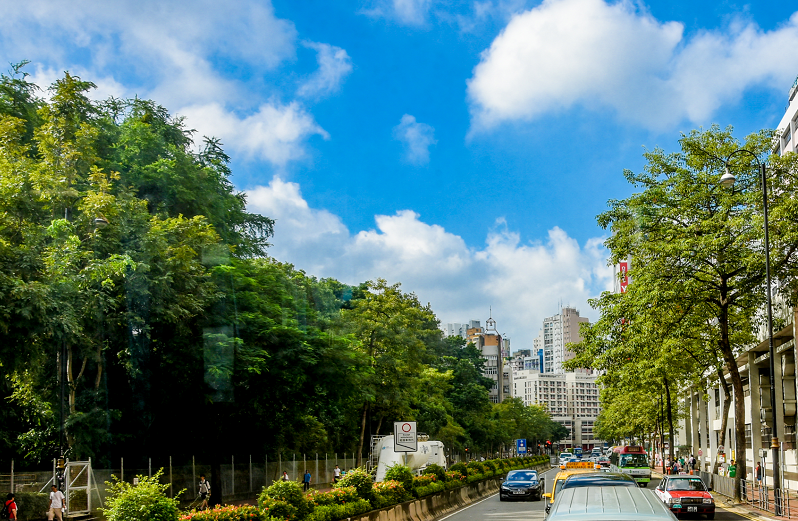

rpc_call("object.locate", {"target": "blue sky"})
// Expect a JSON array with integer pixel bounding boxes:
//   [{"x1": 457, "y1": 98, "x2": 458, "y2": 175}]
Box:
[{"x1": 3, "y1": 0, "x2": 798, "y2": 348}]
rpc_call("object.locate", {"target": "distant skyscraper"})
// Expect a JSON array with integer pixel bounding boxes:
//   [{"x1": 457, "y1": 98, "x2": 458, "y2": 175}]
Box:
[{"x1": 536, "y1": 307, "x2": 589, "y2": 374}]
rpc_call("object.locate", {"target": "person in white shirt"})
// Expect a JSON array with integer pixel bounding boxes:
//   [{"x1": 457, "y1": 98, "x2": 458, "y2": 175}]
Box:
[
  {"x1": 48, "y1": 485, "x2": 65, "y2": 521},
  {"x1": 333, "y1": 465, "x2": 341, "y2": 483}
]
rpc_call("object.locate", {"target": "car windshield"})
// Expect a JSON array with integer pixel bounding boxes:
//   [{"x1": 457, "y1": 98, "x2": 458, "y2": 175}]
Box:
[
  {"x1": 667, "y1": 479, "x2": 707, "y2": 492},
  {"x1": 508, "y1": 472, "x2": 537, "y2": 481},
  {"x1": 562, "y1": 474, "x2": 638, "y2": 489},
  {"x1": 560, "y1": 453, "x2": 572, "y2": 459},
  {"x1": 619, "y1": 453, "x2": 648, "y2": 467}
]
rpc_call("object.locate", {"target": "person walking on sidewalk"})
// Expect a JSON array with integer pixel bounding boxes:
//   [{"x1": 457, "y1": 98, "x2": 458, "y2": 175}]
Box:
[
  {"x1": 303, "y1": 470, "x2": 312, "y2": 492},
  {"x1": 48, "y1": 485, "x2": 65, "y2": 521},
  {"x1": 3, "y1": 493, "x2": 17, "y2": 520},
  {"x1": 198, "y1": 474, "x2": 211, "y2": 511},
  {"x1": 333, "y1": 465, "x2": 341, "y2": 483},
  {"x1": 755, "y1": 463, "x2": 762, "y2": 486}
]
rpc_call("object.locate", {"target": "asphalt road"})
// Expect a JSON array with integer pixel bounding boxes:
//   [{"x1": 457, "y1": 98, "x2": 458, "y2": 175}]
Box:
[{"x1": 436, "y1": 467, "x2": 756, "y2": 521}]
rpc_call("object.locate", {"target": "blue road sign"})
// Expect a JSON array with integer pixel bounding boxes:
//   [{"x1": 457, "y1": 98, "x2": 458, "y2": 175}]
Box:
[{"x1": 516, "y1": 439, "x2": 527, "y2": 454}]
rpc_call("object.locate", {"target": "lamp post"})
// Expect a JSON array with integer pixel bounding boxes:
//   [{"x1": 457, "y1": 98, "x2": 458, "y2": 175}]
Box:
[{"x1": 720, "y1": 150, "x2": 781, "y2": 513}]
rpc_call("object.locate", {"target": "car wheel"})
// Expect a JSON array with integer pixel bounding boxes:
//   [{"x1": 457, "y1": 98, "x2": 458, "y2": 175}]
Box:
[
  {"x1": 499, "y1": 495, "x2": 505, "y2": 502},
  {"x1": 640, "y1": 482, "x2": 648, "y2": 488}
]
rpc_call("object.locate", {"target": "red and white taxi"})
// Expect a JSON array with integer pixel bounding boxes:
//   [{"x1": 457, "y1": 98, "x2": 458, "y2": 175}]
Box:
[{"x1": 654, "y1": 475, "x2": 715, "y2": 519}]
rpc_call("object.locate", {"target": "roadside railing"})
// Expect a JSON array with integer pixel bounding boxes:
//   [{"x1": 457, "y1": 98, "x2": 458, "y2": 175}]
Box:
[{"x1": 740, "y1": 479, "x2": 795, "y2": 519}]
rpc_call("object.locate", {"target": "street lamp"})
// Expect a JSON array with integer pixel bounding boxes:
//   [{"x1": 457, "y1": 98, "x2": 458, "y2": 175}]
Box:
[{"x1": 720, "y1": 149, "x2": 781, "y2": 512}]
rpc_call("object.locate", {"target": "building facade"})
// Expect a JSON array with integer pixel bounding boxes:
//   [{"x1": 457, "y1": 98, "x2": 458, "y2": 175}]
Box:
[
  {"x1": 536, "y1": 307, "x2": 589, "y2": 374},
  {"x1": 512, "y1": 370, "x2": 602, "y2": 449}
]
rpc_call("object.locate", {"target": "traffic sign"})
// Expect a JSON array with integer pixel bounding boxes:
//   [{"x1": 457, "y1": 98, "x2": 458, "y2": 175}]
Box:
[
  {"x1": 394, "y1": 421, "x2": 418, "y2": 452},
  {"x1": 516, "y1": 439, "x2": 527, "y2": 454}
]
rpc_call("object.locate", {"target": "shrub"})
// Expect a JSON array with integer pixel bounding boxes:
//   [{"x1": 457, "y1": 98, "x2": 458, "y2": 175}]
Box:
[
  {"x1": 443, "y1": 478, "x2": 464, "y2": 490},
  {"x1": 180, "y1": 505, "x2": 266, "y2": 521},
  {"x1": 466, "y1": 461, "x2": 485, "y2": 473},
  {"x1": 102, "y1": 471, "x2": 183, "y2": 521},
  {"x1": 259, "y1": 497, "x2": 297, "y2": 521},
  {"x1": 466, "y1": 473, "x2": 484, "y2": 484},
  {"x1": 384, "y1": 465, "x2": 413, "y2": 494},
  {"x1": 372, "y1": 480, "x2": 410, "y2": 507},
  {"x1": 259, "y1": 481, "x2": 314, "y2": 521},
  {"x1": 414, "y1": 482, "x2": 444, "y2": 498},
  {"x1": 444, "y1": 471, "x2": 464, "y2": 482},
  {"x1": 304, "y1": 499, "x2": 371, "y2": 521},
  {"x1": 13, "y1": 492, "x2": 49, "y2": 521},
  {"x1": 308, "y1": 486, "x2": 359, "y2": 506},
  {"x1": 483, "y1": 460, "x2": 498, "y2": 473},
  {"x1": 334, "y1": 468, "x2": 373, "y2": 501},
  {"x1": 448, "y1": 463, "x2": 466, "y2": 475},
  {"x1": 422, "y1": 464, "x2": 445, "y2": 482}
]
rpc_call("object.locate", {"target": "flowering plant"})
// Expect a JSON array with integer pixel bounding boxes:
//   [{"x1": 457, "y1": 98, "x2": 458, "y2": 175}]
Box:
[
  {"x1": 309, "y1": 487, "x2": 359, "y2": 506},
  {"x1": 180, "y1": 504, "x2": 265, "y2": 521}
]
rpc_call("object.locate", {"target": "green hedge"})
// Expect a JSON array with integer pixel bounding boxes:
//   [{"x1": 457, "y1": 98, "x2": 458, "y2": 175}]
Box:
[
  {"x1": 13, "y1": 492, "x2": 49, "y2": 521},
  {"x1": 304, "y1": 499, "x2": 372, "y2": 521},
  {"x1": 414, "y1": 482, "x2": 445, "y2": 497}
]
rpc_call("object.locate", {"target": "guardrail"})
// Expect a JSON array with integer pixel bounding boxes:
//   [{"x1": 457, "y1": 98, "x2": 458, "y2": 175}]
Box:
[{"x1": 740, "y1": 480, "x2": 795, "y2": 518}]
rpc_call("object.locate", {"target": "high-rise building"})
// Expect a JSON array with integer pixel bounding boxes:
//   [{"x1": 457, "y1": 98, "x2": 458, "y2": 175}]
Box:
[
  {"x1": 442, "y1": 323, "x2": 467, "y2": 338},
  {"x1": 466, "y1": 316, "x2": 510, "y2": 403},
  {"x1": 536, "y1": 307, "x2": 589, "y2": 374},
  {"x1": 512, "y1": 369, "x2": 603, "y2": 450},
  {"x1": 776, "y1": 75, "x2": 798, "y2": 156}
]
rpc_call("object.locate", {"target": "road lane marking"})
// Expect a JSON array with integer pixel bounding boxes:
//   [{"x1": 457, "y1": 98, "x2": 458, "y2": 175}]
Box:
[{"x1": 436, "y1": 493, "x2": 499, "y2": 521}]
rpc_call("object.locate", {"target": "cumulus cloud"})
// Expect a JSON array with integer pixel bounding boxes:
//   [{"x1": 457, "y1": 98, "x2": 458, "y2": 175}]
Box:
[
  {"x1": 468, "y1": 0, "x2": 798, "y2": 130},
  {"x1": 393, "y1": 114, "x2": 437, "y2": 165},
  {"x1": 298, "y1": 42, "x2": 354, "y2": 98},
  {"x1": 2, "y1": 0, "x2": 339, "y2": 167},
  {"x1": 247, "y1": 177, "x2": 613, "y2": 347},
  {"x1": 180, "y1": 102, "x2": 329, "y2": 165}
]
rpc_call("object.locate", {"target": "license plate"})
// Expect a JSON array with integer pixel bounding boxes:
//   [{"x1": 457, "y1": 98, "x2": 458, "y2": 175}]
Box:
[
  {"x1": 687, "y1": 507, "x2": 697, "y2": 512},
  {"x1": 513, "y1": 490, "x2": 525, "y2": 494},
  {"x1": 672, "y1": 504, "x2": 682, "y2": 509}
]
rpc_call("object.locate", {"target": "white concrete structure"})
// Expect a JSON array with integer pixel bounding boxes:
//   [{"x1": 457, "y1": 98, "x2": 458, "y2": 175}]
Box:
[
  {"x1": 536, "y1": 307, "x2": 589, "y2": 374},
  {"x1": 512, "y1": 370, "x2": 602, "y2": 449},
  {"x1": 777, "y1": 75, "x2": 798, "y2": 156},
  {"x1": 467, "y1": 316, "x2": 510, "y2": 403}
]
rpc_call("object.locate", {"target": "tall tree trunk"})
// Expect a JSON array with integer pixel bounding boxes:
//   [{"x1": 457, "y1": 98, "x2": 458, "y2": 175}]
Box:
[
  {"x1": 712, "y1": 365, "x2": 732, "y2": 474},
  {"x1": 356, "y1": 401, "x2": 369, "y2": 467},
  {"x1": 720, "y1": 302, "x2": 746, "y2": 501},
  {"x1": 664, "y1": 375, "x2": 675, "y2": 465}
]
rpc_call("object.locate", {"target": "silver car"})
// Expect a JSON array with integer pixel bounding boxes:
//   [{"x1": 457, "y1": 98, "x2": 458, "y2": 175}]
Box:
[{"x1": 546, "y1": 486, "x2": 677, "y2": 521}]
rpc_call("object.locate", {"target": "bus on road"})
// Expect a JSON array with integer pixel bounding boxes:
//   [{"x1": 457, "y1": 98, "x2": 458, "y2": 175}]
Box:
[{"x1": 609, "y1": 445, "x2": 651, "y2": 487}]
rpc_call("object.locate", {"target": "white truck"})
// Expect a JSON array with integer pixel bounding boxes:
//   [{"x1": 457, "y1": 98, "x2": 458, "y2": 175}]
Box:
[{"x1": 374, "y1": 435, "x2": 447, "y2": 482}]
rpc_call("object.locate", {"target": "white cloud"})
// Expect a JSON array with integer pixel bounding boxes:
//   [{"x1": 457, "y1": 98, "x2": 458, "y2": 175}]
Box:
[
  {"x1": 393, "y1": 114, "x2": 437, "y2": 165},
  {"x1": 180, "y1": 102, "x2": 329, "y2": 166},
  {"x1": 247, "y1": 177, "x2": 613, "y2": 347},
  {"x1": 361, "y1": 0, "x2": 434, "y2": 26},
  {"x1": 298, "y1": 42, "x2": 353, "y2": 98},
  {"x1": 1, "y1": 0, "x2": 335, "y2": 167},
  {"x1": 468, "y1": 0, "x2": 798, "y2": 130}
]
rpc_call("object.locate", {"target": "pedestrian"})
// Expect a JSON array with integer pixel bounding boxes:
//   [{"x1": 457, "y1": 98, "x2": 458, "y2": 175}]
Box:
[
  {"x1": 728, "y1": 460, "x2": 737, "y2": 478},
  {"x1": 756, "y1": 463, "x2": 762, "y2": 486},
  {"x1": 690, "y1": 455, "x2": 696, "y2": 471},
  {"x1": 333, "y1": 465, "x2": 341, "y2": 483},
  {"x1": 48, "y1": 485, "x2": 65, "y2": 521},
  {"x1": 303, "y1": 469, "x2": 312, "y2": 492},
  {"x1": 672, "y1": 460, "x2": 679, "y2": 475},
  {"x1": 3, "y1": 493, "x2": 17, "y2": 520},
  {"x1": 281, "y1": 470, "x2": 290, "y2": 481},
  {"x1": 198, "y1": 474, "x2": 211, "y2": 511}
]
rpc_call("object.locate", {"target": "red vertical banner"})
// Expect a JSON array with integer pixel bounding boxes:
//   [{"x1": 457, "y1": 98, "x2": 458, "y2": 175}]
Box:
[{"x1": 619, "y1": 262, "x2": 629, "y2": 293}]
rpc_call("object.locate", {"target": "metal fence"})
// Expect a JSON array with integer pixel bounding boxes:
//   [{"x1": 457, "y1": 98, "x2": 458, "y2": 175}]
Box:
[
  {"x1": 1, "y1": 453, "x2": 362, "y2": 507},
  {"x1": 741, "y1": 480, "x2": 795, "y2": 518}
]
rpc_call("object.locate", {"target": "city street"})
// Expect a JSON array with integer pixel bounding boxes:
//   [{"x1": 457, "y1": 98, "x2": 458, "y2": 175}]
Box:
[{"x1": 438, "y1": 467, "x2": 756, "y2": 521}]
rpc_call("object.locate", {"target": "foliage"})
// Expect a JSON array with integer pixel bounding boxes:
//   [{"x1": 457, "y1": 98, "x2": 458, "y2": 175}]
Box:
[
  {"x1": 371, "y1": 480, "x2": 411, "y2": 508},
  {"x1": 308, "y1": 487, "x2": 359, "y2": 506},
  {"x1": 333, "y1": 467, "x2": 373, "y2": 500},
  {"x1": 448, "y1": 463, "x2": 466, "y2": 475},
  {"x1": 414, "y1": 482, "x2": 445, "y2": 497},
  {"x1": 259, "y1": 481, "x2": 314, "y2": 521},
  {"x1": 421, "y1": 464, "x2": 445, "y2": 482},
  {"x1": 12, "y1": 492, "x2": 48, "y2": 521},
  {"x1": 303, "y1": 499, "x2": 371, "y2": 521},
  {"x1": 384, "y1": 465, "x2": 413, "y2": 494},
  {"x1": 180, "y1": 505, "x2": 266, "y2": 521},
  {"x1": 102, "y1": 471, "x2": 182, "y2": 521}
]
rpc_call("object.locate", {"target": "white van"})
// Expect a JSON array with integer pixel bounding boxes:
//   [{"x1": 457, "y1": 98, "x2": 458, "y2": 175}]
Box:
[{"x1": 559, "y1": 453, "x2": 574, "y2": 466}]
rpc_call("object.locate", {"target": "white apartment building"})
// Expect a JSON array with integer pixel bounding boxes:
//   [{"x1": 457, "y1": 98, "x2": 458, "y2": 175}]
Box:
[
  {"x1": 536, "y1": 307, "x2": 589, "y2": 373},
  {"x1": 512, "y1": 370, "x2": 603, "y2": 449},
  {"x1": 443, "y1": 323, "x2": 468, "y2": 338},
  {"x1": 777, "y1": 76, "x2": 798, "y2": 156}
]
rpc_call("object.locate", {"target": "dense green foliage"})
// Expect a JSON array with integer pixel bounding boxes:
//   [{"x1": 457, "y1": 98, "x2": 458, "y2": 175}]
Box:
[
  {"x1": 103, "y1": 472, "x2": 182, "y2": 521},
  {"x1": 0, "y1": 68, "x2": 563, "y2": 471},
  {"x1": 566, "y1": 126, "x2": 798, "y2": 493},
  {"x1": 180, "y1": 505, "x2": 267, "y2": 521}
]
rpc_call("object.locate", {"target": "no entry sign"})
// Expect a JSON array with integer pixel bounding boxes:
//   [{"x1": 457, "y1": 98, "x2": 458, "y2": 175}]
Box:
[{"x1": 394, "y1": 421, "x2": 418, "y2": 452}]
